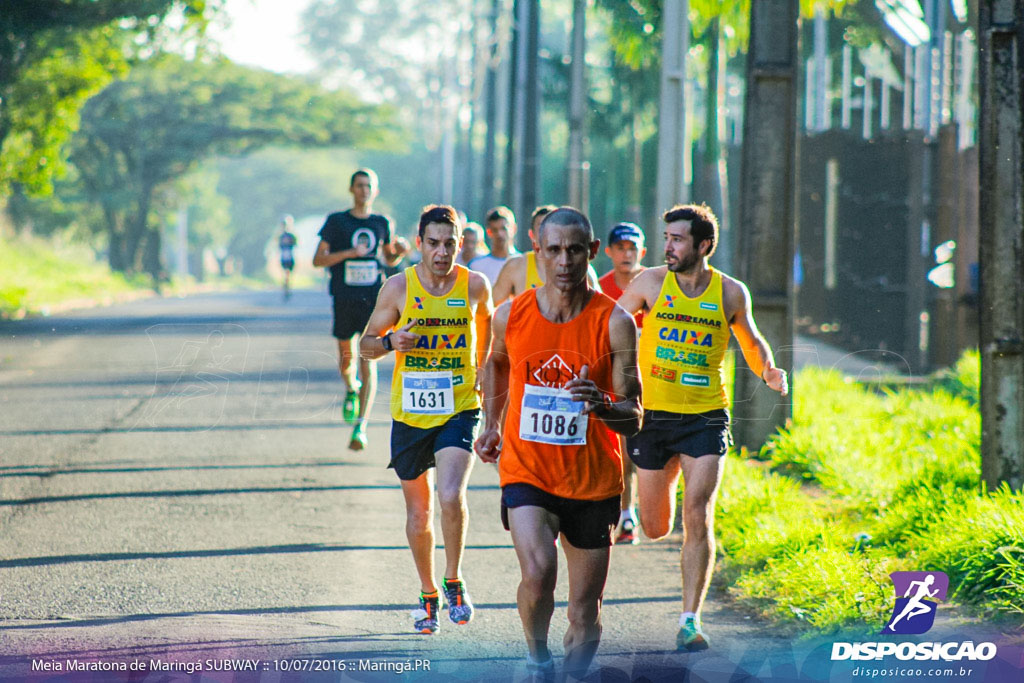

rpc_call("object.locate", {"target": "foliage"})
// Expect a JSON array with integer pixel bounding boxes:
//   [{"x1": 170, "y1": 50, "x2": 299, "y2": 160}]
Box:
[
  {"x1": 69, "y1": 54, "x2": 400, "y2": 277},
  {"x1": 714, "y1": 351, "x2": 1022, "y2": 632},
  {"x1": 0, "y1": 232, "x2": 144, "y2": 318},
  {"x1": 0, "y1": 0, "x2": 216, "y2": 195}
]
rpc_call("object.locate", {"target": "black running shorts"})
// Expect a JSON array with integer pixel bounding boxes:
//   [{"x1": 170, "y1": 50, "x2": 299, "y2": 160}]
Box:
[
  {"x1": 332, "y1": 295, "x2": 375, "y2": 340},
  {"x1": 501, "y1": 483, "x2": 621, "y2": 550},
  {"x1": 626, "y1": 408, "x2": 732, "y2": 470},
  {"x1": 388, "y1": 409, "x2": 480, "y2": 481}
]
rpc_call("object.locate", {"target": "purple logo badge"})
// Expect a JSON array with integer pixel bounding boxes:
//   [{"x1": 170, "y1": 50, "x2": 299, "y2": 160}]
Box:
[{"x1": 882, "y1": 571, "x2": 948, "y2": 635}]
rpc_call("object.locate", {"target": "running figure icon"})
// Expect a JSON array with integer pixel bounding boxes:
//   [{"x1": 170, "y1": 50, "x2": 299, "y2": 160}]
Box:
[{"x1": 886, "y1": 574, "x2": 939, "y2": 631}]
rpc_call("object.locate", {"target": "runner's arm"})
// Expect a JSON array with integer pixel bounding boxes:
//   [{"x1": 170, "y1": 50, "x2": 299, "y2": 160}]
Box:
[
  {"x1": 313, "y1": 239, "x2": 367, "y2": 267},
  {"x1": 599, "y1": 308, "x2": 643, "y2": 435},
  {"x1": 470, "y1": 272, "x2": 494, "y2": 370},
  {"x1": 359, "y1": 277, "x2": 405, "y2": 360},
  {"x1": 475, "y1": 302, "x2": 511, "y2": 463},
  {"x1": 725, "y1": 277, "x2": 789, "y2": 396},
  {"x1": 491, "y1": 256, "x2": 521, "y2": 304},
  {"x1": 617, "y1": 269, "x2": 654, "y2": 316}
]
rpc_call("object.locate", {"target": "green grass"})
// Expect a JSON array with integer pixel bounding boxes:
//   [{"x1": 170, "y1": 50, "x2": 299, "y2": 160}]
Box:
[
  {"x1": 709, "y1": 351, "x2": 1024, "y2": 632},
  {"x1": 0, "y1": 233, "x2": 147, "y2": 317}
]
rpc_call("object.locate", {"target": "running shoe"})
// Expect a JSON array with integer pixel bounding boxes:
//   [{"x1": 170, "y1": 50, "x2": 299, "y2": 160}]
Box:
[
  {"x1": 615, "y1": 517, "x2": 639, "y2": 545},
  {"x1": 524, "y1": 654, "x2": 555, "y2": 681},
  {"x1": 442, "y1": 578, "x2": 474, "y2": 625},
  {"x1": 676, "y1": 616, "x2": 709, "y2": 651},
  {"x1": 342, "y1": 390, "x2": 359, "y2": 424},
  {"x1": 411, "y1": 593, "x2": 440, "y2": 634},
  {"x1": 349, "y1": 421, "x2": 368, "y2": 451}
]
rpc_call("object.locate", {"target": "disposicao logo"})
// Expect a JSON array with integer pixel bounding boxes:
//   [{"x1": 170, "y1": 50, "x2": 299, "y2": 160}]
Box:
[
  {"x1": 883, "y1": 571, "x2": 947, "y2": 635},
  {"x1": 831, "y1": 570, "x2": 997, "y2": 663}
]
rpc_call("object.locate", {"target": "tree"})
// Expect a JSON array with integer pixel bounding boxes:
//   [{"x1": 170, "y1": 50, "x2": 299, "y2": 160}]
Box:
[
  {"x1": 70, "y1": 54, "x2": 400, "y2": 277},
  {"x1": 0, "y1": 0, "x2": 216, "y2": 195}
]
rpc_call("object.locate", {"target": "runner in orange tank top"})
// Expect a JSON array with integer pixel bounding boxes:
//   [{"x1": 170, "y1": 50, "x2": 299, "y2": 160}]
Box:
[
  {"x1": 475, "y1": 208, "x2": 642, "y2": 680},
  {"x1": 617, "y1": 203, "x2": 789, "y2": 652}
]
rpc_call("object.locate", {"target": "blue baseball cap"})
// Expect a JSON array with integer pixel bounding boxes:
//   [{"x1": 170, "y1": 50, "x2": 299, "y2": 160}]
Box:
[{"x1": 608, "y1": 222, "x2": 645, "y2": 247}]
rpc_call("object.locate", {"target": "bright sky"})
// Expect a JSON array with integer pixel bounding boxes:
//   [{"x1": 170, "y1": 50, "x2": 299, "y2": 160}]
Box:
[{"x1": 208, "y1": 0, "x2": 317, "y2": 74}]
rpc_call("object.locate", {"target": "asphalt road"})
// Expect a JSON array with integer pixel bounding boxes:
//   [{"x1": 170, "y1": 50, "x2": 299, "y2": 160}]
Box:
[{"x1": 0, "y1": 290, "x2": 1015, "y2": 683}]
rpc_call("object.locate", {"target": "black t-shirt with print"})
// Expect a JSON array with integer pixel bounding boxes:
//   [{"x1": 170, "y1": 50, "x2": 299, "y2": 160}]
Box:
[{"x1": 318, "y1": 210, "x2": 392, "y2": 298}]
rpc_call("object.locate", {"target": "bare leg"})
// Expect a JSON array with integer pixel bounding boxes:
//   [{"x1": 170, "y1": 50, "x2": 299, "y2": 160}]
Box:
[
  {"x1": 508, "y1": 506, "x2": 560, "y2": 664},
  {"x1": 635, "y1": 457, "x2": 683, "y2": 541},
  {"x1": 434, "y1": 447, "x2": 474, "y2": 580},
  {"x1": 335, "y1": 337, "x2": 359, "y2": 394},
  {"x1": 561, "y1": 539, "x2": 611, "y2": 681},
  {"x1": 356, "y1": 353, "x2": 376, "y2": 420},
  {"x1": 399, "y1": 470, "x2": 437, "y2": 594},
  {"x1": 679, "y1": 454, "x2": 726, "y2": 614}
]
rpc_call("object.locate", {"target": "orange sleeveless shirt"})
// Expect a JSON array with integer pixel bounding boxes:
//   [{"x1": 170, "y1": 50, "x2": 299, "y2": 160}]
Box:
[{"x1": 499, "y1": 289, "x2": 623, "y2": 500}]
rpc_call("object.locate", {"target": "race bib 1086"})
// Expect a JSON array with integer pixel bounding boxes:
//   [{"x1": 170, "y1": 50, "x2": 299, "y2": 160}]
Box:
[
  {"x1": 344, "y1": 260, "x2": 380, "y2": 286},
  {"x1": 519, "y1": 384, "x2": 587, "y2": 446},
  {"x1": 402, "y1": 371, "x2": 455, "y2": 415}
]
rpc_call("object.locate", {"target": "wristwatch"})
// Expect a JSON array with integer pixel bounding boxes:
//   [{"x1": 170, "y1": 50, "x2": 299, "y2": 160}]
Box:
[{"x1": 381, "y1": 333, "x2": 393, "y2": 351}]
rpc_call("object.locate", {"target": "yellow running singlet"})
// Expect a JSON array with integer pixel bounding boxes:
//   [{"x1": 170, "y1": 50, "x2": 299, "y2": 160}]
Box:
[
  {"x1": 636, "y1": 268, "x2": 729, "y2": 413},
  {"x1": 390, "y1": 265, "x2": 480, "y2": 428},
  {"x1": 525, "y1": 251, "x2": 543, "y2": 290}
]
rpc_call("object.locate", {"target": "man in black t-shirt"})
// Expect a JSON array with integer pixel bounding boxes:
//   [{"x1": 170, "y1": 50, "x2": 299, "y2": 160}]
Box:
[{"x1": 314, "y1": 168, "x2": 409, "y2": 450}]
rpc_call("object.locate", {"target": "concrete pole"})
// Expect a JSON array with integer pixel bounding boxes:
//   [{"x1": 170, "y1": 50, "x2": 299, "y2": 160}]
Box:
[
  {"x1": 518, "y1": 0, "x2": 541, "y2": 248},
  {"x1": 733, "y1": 0, "x2": 798, "y2": 452},
  {"x1": 978, "y1": 0, "x2": 1024, "y2": 491},
  {"x1": 653, "y1": 0, "x2": 690, "y2": 261},
  {"x1": 481, "y1": 0, "x2": 500, "y2": 215},
  {"x1": 813, "y1": 3, "x2": 828, "y2": 132},
  {"x1": 567, "y1": 0, "x2": 587, "y2": 212}
]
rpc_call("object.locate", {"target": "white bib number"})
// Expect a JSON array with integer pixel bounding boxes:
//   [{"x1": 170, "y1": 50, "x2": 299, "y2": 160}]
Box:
[
  {"x1": 519, "y1": 385, "x2": 587, "y2": 446},
  {"x1": 344, "y1": 260, "x2": 380, "y2": 286},
  {"x1": 402, "y1": 372, "x2": 455, "y2": 415}
]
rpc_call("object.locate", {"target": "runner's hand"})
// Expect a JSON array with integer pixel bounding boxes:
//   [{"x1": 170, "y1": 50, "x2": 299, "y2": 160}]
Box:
[
  {"x1": 764, "y1": 366, "x2": 789, "y2": 396},
  {"x1": 392, "y1": 237, "x2": 409, "y2": 256},
  {"x1": 474, "y1": 428, "x2": 501, "y2": 463},
  {"x1": 564, "y1": 365, "x2": 602, "y2": 414},
  {"x1": 391, "y1": 319, "x2": 419, "y2": 352},
  {"x1": 353, "y1": 243, "x2": 371, "y2": 258}
]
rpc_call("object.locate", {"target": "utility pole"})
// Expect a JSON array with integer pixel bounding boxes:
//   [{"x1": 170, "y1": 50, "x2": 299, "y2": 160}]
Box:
[
  {"x1": 978, "y1": 0, "x2": 1024, "y2": 491},
  {"x1": 733, "y1": 0, "x2": 799, "y2": 452},
  {"x1": 481, "y1": 0, "x2": 500, "y2": 216},
  {"x1": 653, "y1": 0, "x2": 690, "y2": 261},
  {"x1": 566, "y1": 0, "x2": 587, "y2": 213},
  {"x1": 503, "y1": 0, "x2": 520, "y2": 209},
  {"x1": 518, "y1": 0, "x2": 541, "y2": 250}
]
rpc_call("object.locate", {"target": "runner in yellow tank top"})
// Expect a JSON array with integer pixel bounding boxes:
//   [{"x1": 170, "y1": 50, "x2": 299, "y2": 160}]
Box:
[
  {"x1": 361, "y1": 205, "x2": 493, "y2": 635},
  {"x1": 491, "y1": 205, "x2": 602, "y2": 303},
  {"x1": 617, "y1": 203, "x2": 789, "y2": 653}
]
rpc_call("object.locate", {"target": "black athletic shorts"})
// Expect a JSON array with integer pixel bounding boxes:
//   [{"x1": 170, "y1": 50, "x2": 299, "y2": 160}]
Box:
[
  {"x1": 332, "y1": 295, "x2": 375, "y2": 340},
  {"x1": 501, "y1": 483, "x2": 621, "y2": 550},
  {"x1": 627, "y1": 408, "x2": 732, "y2": 470},
  {"x1": 389, "y1": 409, "x2": 480, "y2": 481},
  {"x1": 281, "y1": 259, "x2": 295, "y2": 272}
]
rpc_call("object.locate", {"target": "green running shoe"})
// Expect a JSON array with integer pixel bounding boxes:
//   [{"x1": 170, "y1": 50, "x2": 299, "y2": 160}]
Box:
[
  {"x1": 676, "y1": 617, "x2": 709, "y2": 652},
  {"x1": 349, "y1": 421, "x2": 368, "y2": 451},
  {"x1": 342, "y1": 390, "x2": 359, "y2": 424}
]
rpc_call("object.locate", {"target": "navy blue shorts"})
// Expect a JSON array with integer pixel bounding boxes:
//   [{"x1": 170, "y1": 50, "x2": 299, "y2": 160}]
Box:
[
  {"x1": 389, "y1": 409, "x2": 480, "y2": 480},
  {"x1": 501, "y1": 483, "x2": 621, "y2": 550},
  {"x1": 626, "y1": 408, "x2": 732, "y2": 470}
]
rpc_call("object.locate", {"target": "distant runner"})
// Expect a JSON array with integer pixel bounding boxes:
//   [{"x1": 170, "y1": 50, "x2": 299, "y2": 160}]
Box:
[
  {"x1": 467, "y1": 206, "x2": 519, "y2": 289},
  {"x1": 597, "y1": 222, "x2": 647, "y2": 545},
  {"x1": 456, "y1": 222, "x2": 487, "y2": 266},
  {"x1": 476, "y1": 207, "x2": 641, "y2": 679},
  {"x1": 617, "y1": 203, "x2": 788, "y2": 652},
  {"x1": 360, "y1": 205, "x2": 493, "y2": 635},
  {"x1": 492, "y1": 205, "x2": 601, "y2": 303},
  {"x1": 313, "y1": 169, "x2": 408, "y2": 450},
  {"x1": 279, "y1": 215, "x2": 297, "y2": 301}
]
